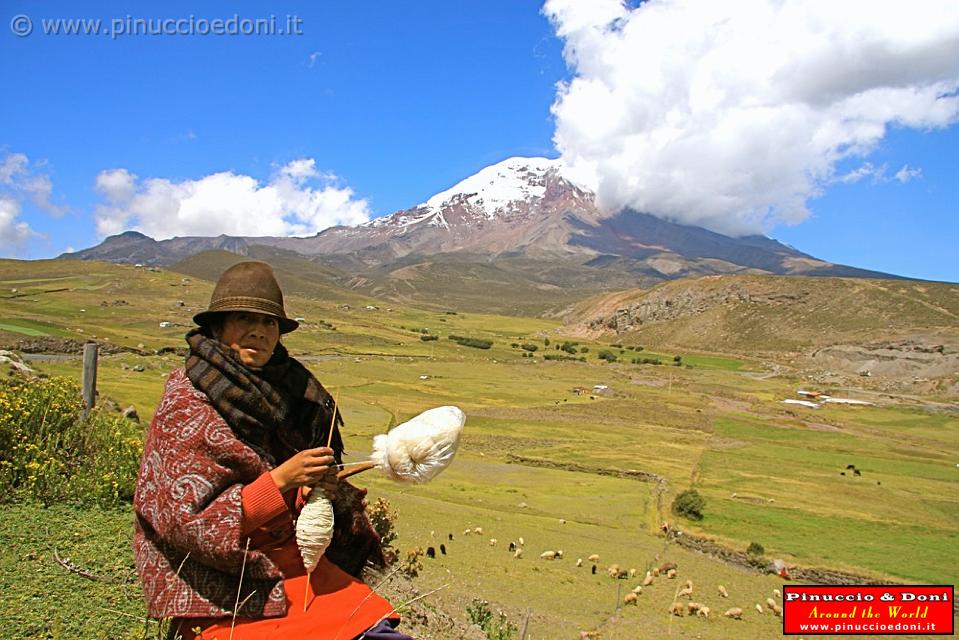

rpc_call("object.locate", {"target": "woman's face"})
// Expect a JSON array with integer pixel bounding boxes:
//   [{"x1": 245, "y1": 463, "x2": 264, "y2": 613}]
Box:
[{"x1": 214, "y1": 311, "x2": 280, "y2": 367}]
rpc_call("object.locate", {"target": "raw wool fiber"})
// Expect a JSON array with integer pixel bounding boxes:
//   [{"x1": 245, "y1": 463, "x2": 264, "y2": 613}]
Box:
[
  {"x1": 371, "y1": 406, "x2": 466, "y2": 483},
  {"x1": 297, "y1": 494, "x2": 335, "y2": 574}
]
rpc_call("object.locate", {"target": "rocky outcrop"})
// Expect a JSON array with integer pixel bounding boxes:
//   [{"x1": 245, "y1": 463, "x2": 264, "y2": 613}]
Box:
[{"x1": 587, "y1": 283, "x2": 756, "y2": 331}]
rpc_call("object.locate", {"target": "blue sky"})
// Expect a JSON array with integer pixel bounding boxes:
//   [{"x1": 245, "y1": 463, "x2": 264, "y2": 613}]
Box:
[{"x1": 1, "y1": 1, "x2": 957, "y2": 282}]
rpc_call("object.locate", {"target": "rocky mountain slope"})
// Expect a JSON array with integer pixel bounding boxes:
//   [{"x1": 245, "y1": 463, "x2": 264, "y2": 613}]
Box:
[{"x1": 62, "y1": 156, "x2": 911, "y2": 315}]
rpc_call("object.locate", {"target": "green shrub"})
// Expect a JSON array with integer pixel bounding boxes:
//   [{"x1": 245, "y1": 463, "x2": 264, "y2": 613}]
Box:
[
  {"x1": 543, "y1": 337, "x2": 550, "y2": 346},
  {"x1": 448, "y1": 335, "x2": 493, "y2": 349},
  {"x1": 673, "y1": 355, "x2": 683, "y2": 365},
  {"x1": 543, "y1": 354, "x2": 585, "y2": 362},
  {"x1": 559, "y1": 341, "x2": 578, "y2": 354},
  {"x1": 579, "y1": 346, "x2": 589, "y2": 353},
  {"x1": 671, "y1": 489, "x2": 706, "y2": 521},
  {"x1": 368, "y1": 496, "x2": 399, "y2": 563},
  {"x1": 597, "y1": 350, "x2": 617, "y2": 362},
  {"x1": 420, "y1": 334, "x2": 438, "y2": 341},
  {"x1": 0, "y1": 376, "x2": 142, "y2": 507},
  {"x1": 466, "y1": 599, "x2": 517, "y2": 640},
  {"x1": 520, "y1": 343, "x2": 538, "y2": 352},
  {"x1": 746, "y1": 541, "x2": 765, "y2": 557}
]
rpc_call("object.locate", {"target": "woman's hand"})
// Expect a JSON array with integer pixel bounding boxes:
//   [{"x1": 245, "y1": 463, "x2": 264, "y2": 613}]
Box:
[
  {"x1": 301, "y1": 471, "x2": 339, "y2": 501},
  {"x1": 270, "y1": 447, "x2": 337, "y2": 493}
]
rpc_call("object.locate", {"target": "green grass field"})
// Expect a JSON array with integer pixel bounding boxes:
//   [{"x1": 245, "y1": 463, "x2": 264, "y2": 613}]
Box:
[{"x1": 1, "y1": 259, "x2": 956, "y2": 639}]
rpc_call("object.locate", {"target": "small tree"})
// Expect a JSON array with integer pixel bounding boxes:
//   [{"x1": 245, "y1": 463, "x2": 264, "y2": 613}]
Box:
[
  {"x1": 672, "y1": 489, "x2": 706, "y2": 521},
  {"x1": 673, "y1": 355, "x2": 683, "y2": 365},
  {"x1": 746, "y1": 541, "x2": 765, "y2": 557},
  {"x1": 597, "y1": 350, "x2": 617, "y2": 362},
  {"x1": 367, "y1": 497, "x2": 399, "y2": 563}
]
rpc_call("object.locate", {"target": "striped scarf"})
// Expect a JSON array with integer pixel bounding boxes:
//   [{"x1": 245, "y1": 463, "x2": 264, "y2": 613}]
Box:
[{"x1": 184, "y1": 328, "x2": 344, "y2": 465}]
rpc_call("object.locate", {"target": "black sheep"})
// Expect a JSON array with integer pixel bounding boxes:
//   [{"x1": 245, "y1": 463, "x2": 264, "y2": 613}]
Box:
[
  {"x1": 440, "y1": 544, "x2": 447, "y2": 555},
  {"x1": 426, "y1": 546, "x2": 436, "y2": 559}
]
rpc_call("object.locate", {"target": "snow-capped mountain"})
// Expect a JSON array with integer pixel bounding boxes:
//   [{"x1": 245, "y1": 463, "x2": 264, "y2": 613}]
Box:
[
  {"x1": 272, "y1": 156, "x2": 599, "y2": 260},
  {"x1": 369, "y1": 157, "x2": 573, "y2": 229},
  {"x1": 65, "y1": 156, "x2": 896, "y2": 285}
]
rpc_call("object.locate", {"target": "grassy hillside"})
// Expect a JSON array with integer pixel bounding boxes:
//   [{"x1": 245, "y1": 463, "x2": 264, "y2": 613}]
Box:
[
  {"x1": 563, "y1": 274, "x2": 959, "y2": 351},
  {"x1": 1, "y1": 258, "x2": 956, "y2": 639}
]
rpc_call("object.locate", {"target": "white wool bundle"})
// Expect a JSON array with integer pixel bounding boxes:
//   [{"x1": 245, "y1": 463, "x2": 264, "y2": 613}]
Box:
[
  {"x1": 296, "y1": 492, "x2": 334, "y2": 574},
  {"x1": 370, "y1": 406, "x2": 465, "y2": 483}
]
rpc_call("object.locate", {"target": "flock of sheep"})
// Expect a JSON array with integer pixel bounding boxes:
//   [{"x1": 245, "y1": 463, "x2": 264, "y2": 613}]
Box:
[{"x1": 424, "y1": 526, "x2": 787, "y2": 627}]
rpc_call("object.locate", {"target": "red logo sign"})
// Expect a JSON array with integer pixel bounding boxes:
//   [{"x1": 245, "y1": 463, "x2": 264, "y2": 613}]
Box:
[{"x1": 783, "y1": 585, "x2": 954, "y2": 635}]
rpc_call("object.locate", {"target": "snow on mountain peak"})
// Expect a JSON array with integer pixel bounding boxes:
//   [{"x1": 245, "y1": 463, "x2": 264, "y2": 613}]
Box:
[
  {"x1": 364, "y1": 156, "x2": 587, "y2": 230},
  {"x1": 420, "y1": 156, "x2": 564, "y2": 218}
]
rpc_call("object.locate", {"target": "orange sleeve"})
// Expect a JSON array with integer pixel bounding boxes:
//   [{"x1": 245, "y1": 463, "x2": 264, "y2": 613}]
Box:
[{"x1": 240, "y1": 472, "x2": 289, "y2": 537}]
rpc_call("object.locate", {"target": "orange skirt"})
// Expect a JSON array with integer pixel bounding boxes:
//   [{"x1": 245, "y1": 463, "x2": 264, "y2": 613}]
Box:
[{"x1": 174, "y1": 542, "x2": 397, "y2": 640}]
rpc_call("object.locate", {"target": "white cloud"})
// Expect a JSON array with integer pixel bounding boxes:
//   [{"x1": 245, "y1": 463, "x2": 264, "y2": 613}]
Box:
[
  {"x1": 0, "y1": 196, "x2": 35, "y2": 254},
  {"x1": 0, "y1": 151, "x2": 67, "y2": 216},
  {"x1": 894, "y1": 164, "x2": 923, "y2": 183},
  {"x1": 95, "y1": 168, "x2": 137, "y2": 203},
  {"x1": 0, "y1": 153, "x2": 28, "y2": 183},
  {"x1": 835, "y1": 162, "x2": 888, "y2": 185},
  {"x1": 93, "y1": 159, "x2": 371, "y2": 239},
  {"x1": 544, "y1": 0, "x2": 959, "y2": 235}
]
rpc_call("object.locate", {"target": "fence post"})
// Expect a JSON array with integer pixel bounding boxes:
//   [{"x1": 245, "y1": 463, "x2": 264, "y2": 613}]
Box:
[
  {"x1": 81, "y1": 342, "x2": 98, "y2": 418},
  {"x1": 519, "y1": 608, "x2": 531, "y2": 640}
]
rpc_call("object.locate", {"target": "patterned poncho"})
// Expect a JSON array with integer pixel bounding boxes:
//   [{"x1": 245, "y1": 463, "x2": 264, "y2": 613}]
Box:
[{"x1": 133, "y1": 368, "x2": 384, "y2": 619}]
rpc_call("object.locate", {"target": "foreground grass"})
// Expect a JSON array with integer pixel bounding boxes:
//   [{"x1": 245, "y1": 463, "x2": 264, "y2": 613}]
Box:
[
  {"x1": 2, "y1": 259, "x2": 957, "y2": 638},
  {"x1": 0, "y1": 503, "x2": 145, "y2": 640}
]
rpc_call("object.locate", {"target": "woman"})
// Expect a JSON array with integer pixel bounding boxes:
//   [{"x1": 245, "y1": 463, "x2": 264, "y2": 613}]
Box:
[{"x1": 133, "y1": 261, "x2": 413, "y2": 639}]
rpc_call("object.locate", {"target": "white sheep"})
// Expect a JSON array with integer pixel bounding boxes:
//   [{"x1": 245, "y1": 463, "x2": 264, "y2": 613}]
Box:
[
  {"x1": 766, "y1": 597, "x2": 777, "y2": 609},
  {"x1": 513, "y1": 548, "x2": 523, "y2": 559},
  {"x1": 755, "y1": 603, "x2": 764, "y2": 614},
  {"x1": 462, "y1": 528, "x2": 472, "y2": 536},
  {"x1": 473, "y1": 527, "x2": 484, "y2": 535},
  {"x1": 642, "y1": 571, "x2": 654, "y2": 586},
  {"x1": 718, "y1": 584, "x2": 728, "y2": 598},
  {"x1": 540, "y1": 550, "x2": 559, "y2": 560},
  {"x1": 669, "y1": 602, "x2": 685, "y2": 616},
  {"x1": 587, "y1": 553, "x2": 600, "y2": 562},
  {"x1": 724, "y1": 607, "x2": 743, "y2": 619},
  {"x1": 677, "y1": 586, "x2": 693, "y2": 599},
  {"x1": 628, "y1": 568, "x2": 637, "y2": 578},
  {"x1": 771, "y1": 603, "x2": 783, "y2": 617},
  {"x1": 773, "y1": 588, "x2": 781, "y2": 599},
  {"x1": 697, "y1": 606, "x2": 710, "y2": 619},
  {"x1": 518, "y1": 536, "x2": 524, "y2": 545},
  {"x1": 623, "y1": 592, "x2": 638, "y2": 606},
  {"x1": 686, "y1": 601, "x2": 704, "y2": 615},
  {"x1": 489, "y1": 538, "x2": 497, "y2": 546},
  {"x1": 576, "y1": 558, "x2": 583, "y2": 567},
  {"x1": 666, "y1": 568, "x2": 677, "y2": 579},
  {"x1": 631, "y1": 586, "x2": 643, "y2": 595}
]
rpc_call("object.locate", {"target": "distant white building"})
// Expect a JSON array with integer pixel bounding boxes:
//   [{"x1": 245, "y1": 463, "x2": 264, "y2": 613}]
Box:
[
  {"x1": 782, "y1": 399, "x2": 820, "y2": 409},
  {"x1": 823, "y1": 398, "x2": 874, "y2": 406}
]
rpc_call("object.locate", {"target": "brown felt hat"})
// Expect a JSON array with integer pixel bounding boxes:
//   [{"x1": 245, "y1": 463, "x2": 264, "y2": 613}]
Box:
[{"x1": 193, "y1": 261, "x2": 299, "y2": 334}]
